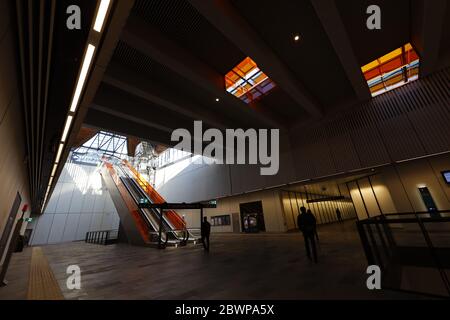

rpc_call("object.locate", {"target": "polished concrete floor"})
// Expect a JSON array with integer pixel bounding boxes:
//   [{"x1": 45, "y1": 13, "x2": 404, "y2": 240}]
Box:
[{"x1": 0, "y1": 220, "x2": 429, "y2": 299}]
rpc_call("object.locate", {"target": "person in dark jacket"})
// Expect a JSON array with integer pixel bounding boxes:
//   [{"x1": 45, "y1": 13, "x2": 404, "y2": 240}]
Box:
[
  {"x1": 336, "y1": 208, "x2": 343, "y2": 222},
  {"x1": 297, "y1": 207, "x2": 318, "y2": 263},
  {"x1": 201, "y1": 216, "x2": 211, "y2": 251},
  {"x1": 307, "y1": 209, "x2": 319, "y2": 242}
]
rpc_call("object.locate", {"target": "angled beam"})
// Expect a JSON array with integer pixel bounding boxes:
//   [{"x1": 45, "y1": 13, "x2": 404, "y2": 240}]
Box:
[
  {"x1": 84, "y1": 107, "x2": 175, "y2": 147},
  {"x1": 93, "y1": 84, "x2": 197, "y2": 134},
  {"x1": 121, "y1": 14, "x2": 281, "y2": 129},
  {"x1": 188, "y1": 0, "x2": 322, "y2": 117},
  {"x1": 103, "y1": 62, "x2": 229, "y2": 130},
  {"x1": 72, "y1": 127, "x2": 98, "y2": 148},
  {"x1": 417, "y1": 0, "x2": 447, "y2": 77},
  {"x1": 311, "y1": 0, "x2": 371, "y2": 101}
]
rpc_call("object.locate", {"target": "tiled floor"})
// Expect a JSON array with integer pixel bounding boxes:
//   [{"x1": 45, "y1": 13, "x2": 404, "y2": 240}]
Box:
[{"x1": 0, "y1": 220, "x2": 430, "y2": 299}]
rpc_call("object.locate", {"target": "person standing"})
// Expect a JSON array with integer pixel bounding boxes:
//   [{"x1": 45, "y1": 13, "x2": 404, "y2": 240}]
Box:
[
  {"x1": 336, "y1": 208, "x2": 343, "y2": 222},
  {"x1": 201, "y1": 216, "x2": 211, "y2": 251},
  {"x1": 297, "y1": 207, "x2": 318, "y2": 263},
  {"x1": 307, "y1": 209, "x2": 319, "y2": 242}
]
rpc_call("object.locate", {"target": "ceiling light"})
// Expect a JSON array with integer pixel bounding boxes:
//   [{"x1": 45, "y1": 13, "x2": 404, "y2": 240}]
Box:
[
  {"x1": 55, "y1": 143, "x2": 64, "y2": 164},
  {"x1": 215, "y1": 98, "x2": 220, "y2": 102},
  {"x1": 51, "y1": 164, "x2": 58, "y2": 177},
  {"x1": 70, "y1": 44, "x2": 96, "y2": 112},
  {"x1": 294, "y1": 34, "x2": 301, "y2": 42},
  {"x1": 93, "y1": 0, "x2": 111, "y2": 32},
  {"x1": 61, "y1": 115, "x2": 73, "y2": 142}
]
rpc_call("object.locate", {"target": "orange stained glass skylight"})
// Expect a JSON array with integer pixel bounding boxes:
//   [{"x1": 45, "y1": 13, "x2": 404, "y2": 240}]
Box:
[
  {"x1": 225, "y1": 57, "x2": 276, "y2": 104},
  {"x1": 361, "y1": 43, "x2": 420, "y2": 97}
]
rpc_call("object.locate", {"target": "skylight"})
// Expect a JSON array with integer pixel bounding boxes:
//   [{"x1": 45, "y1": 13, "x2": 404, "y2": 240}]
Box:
[
  {"x1": 73, "y1": 131, "x2": 128, "y2": 157},
  {"x1": 361, "y1": 43, "x2": 419, "y2": 97},
  {"x1": 225, "y1": 57, "x2": 276, "y2": 103}
]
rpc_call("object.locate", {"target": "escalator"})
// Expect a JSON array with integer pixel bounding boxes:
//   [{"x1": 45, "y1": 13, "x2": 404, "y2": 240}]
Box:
[{"x1": 101, "y1": 158, "x2": 195, "y2": 247}]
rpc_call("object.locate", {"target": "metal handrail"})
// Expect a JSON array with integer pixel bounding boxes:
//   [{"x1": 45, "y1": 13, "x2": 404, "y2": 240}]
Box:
[
  {"x1": 85, "y1": 229, "x2": 118, "y2": 245},
  {"x1": 364, "y1": 209, "x2": 450, "y2": 218},
  {"x1": 356, "y1": 212, "x2": 450, "y2": 297},
  {"x1": 148, "y1": 228, "x2": 201, "y2": 248}
]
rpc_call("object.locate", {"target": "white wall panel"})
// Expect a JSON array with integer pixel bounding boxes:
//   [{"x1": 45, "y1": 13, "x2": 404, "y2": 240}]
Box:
[
  {"x1": 30, "y1": 163, "x2": 120, "y2": 245},
  {"x1": 47, "y1": 214, "x2": 68, "y2": 244},
  {"x1": 62, "y1": 213, "x2": 80, "y2": 242}
]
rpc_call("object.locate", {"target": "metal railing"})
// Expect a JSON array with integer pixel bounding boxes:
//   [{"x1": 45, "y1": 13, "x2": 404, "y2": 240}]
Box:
[
  {"x1": 356, "y1": 210, "x2": 450, "y2": 298},
  {"x1": 85, "y1": 229, "x2": 118, "y2": 245},
  {"x1": 148, "y1": 228, "x2": 201, "y2": 248}
]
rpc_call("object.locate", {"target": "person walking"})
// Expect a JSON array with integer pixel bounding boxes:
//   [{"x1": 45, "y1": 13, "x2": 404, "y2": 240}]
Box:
[
  {"x1": 297, "y1": 207, "x2": 318, "y2": 263},
  {"x1": 201, "y1": 216, "x2": 211, "y2": 251}
]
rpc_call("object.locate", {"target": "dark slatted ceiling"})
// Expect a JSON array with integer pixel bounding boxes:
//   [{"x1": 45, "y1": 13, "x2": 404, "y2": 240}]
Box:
[
  {"x1": 231, "y1": 0, "x2": 356, "y2": 109},
  {"x1": 132, "y1": 0, "x2": 246, "y2": 75},
  {"x1": 15, "y1": 0, "x2": 96, "y2": 212},
  {"x1": 336, "y1": 0, "x2": 411, "y2": 66}
]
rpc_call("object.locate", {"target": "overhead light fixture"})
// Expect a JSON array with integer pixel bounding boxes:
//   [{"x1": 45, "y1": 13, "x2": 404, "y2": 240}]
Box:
[
  {"x1": 70, "y1": 44, "x2": 96, "y2": 112},
  {"x1": 61, "y1": 115, "x2": 73, "y2": 142},
  {"x1": 93, "y1": 0, "x2": 111, "y2": 32},
  {"x1": 55, "y1": 143, "x2": 64, "y2": 164},
  {"x1": 215, "y1": 98, "x2": 220, "y2": 102},
  {"x1": 293, "y1": 34, "x2": 301, "y2": 42},
  {"x1": 48, "y1": 176, "x2": 54, "y2": 187},
  {"x1": 51, "y1": 164, "x2": 58, "y2": 177}
]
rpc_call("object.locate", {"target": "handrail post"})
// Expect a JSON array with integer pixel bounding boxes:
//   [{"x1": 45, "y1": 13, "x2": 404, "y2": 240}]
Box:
[
  {"x1": 356, "y1": 221, "x2": 375, "y2": 266},
  {"x1": 158, "y1": 208, "x2": 163, "y2": 249},
  {"x1": 416, "y1": 215, "x2": 450, "y2": 296}
]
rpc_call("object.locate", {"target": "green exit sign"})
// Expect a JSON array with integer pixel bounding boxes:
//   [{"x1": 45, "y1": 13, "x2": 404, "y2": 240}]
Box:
[{"x1": 24, "y1": 218, "x2": 33, "y2": 222}]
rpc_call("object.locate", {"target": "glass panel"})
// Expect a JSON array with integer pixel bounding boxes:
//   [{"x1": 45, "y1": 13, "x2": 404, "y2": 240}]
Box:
[
  {"x1": 225, "y1": 57, "x2": 276, "y2": 103},
  {"x1": 361, "y1": 43, "x2": 420, "y2": 97}
]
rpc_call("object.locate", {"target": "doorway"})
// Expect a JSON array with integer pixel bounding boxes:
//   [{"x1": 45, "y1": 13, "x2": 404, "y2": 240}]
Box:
[{"x1": 239, "y1": 201, "x2": 266, "y2": 233}]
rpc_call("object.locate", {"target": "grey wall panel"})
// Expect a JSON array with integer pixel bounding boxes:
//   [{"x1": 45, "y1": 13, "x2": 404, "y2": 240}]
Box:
[
  {"x1": 158, "y1": 162, "x2": 231, "y2": 202},
  {"x1": 62, "y1": 213, "x2": 81, "y2": 242},
  {"x1": 47, "y1": 214, "x2": 68, "y2": 244},
  {"x1": 89, "y1": 214, "x2": 103, "y2": 231},
  {"x1": 30, "y1": 214, "x2": 53, "y2": 245},
  {"x1": 76, "y1": 214, "x2": 92, "y2": 240},
  {"x1": 30, "y1": 163, "x2": 121, "y2": 245}
]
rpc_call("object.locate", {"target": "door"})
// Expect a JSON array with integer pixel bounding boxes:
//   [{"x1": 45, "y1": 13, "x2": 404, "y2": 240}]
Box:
[
  {"x1": 239, "y1": 201, "x2": 266, "y2": 233},
  {"x1": 418, "y1": 187, "x2": 439, "y2": 217},
  {"x1": 0, "y1": 192, "x2": 21, "y2": 262}
]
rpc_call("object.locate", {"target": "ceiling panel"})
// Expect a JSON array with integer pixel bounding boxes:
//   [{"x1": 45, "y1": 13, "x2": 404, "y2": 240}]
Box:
[
  {"x1": 231, "y1": 0, "x2": 356, "y2": 108},
  {"x1": 132, "y1": 0, "x2": 246, "y2": 75}
]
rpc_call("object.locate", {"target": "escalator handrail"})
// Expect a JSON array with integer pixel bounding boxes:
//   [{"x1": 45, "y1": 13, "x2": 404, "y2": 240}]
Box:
[
  {"x1": 148, "y1": 228, "x2": 202, "y2": 246},
  {"x1": 122, "y1": 160, "x2": 187, "y2": 229}
]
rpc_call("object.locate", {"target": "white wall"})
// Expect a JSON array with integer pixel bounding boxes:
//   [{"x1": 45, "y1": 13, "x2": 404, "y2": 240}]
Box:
[
  {"x1": 29, "y1": 162, "x2": 120, "y2": 245},
  {"x1": 171, "y1": 189, "x2": 286, "y2": 233}
]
